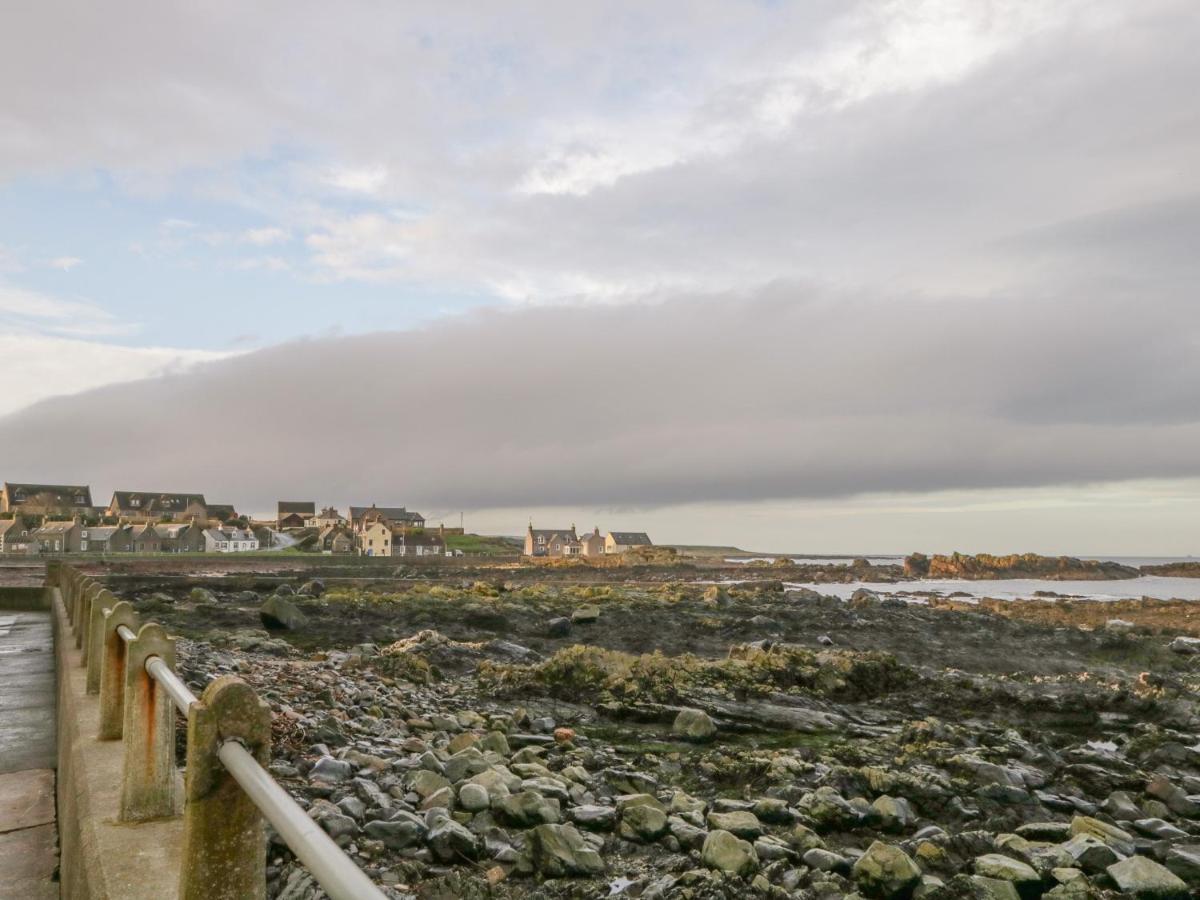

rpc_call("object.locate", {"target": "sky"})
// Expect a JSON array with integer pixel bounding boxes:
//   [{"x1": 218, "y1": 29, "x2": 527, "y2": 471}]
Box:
[{"x1": 1, "y1": 0, "x2": 1198, "y2": 554}]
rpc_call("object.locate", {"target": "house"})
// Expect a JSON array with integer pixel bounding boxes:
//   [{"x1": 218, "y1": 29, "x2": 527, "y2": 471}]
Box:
[
  {"x1": 579, "y1": 527, "x2": 606, "y2": 557},
  {"x1": 132, "y1": 523, "x2": 162, "y2": 553},
  {"x1": 349, "y1": 505, "x2": 425, "y2": 533},
  {"x1": 393, "y1": 529, "x2": 446, "y2": 558},
  {"x1": 524, "y1": 524, "x2": 580, "y2": 557},
  {"x1": 34, "y1": 519, "x2": 82, "y2": 553},
  {"x1": 154, "y1": 523, "x2": 206, "y2": 553},
  {"x1": 1, "y1": 482, "x2": 93, "y2": 516},
  {"x1": 277, "y1": 501, "x2": 316, "y2": 529},
  {"x1": 0, "y1": 517, "x2": 33, "y2": 554},
  {"x1": 357, "y1": 520, "x2": 392, "y2": 556},
  {"x1": 605, "y1": 531, "x2": 653, "y2": 554},
  {"x1": 206, "y1": 504, "x2": 238, "y2": 523},
  {"x1": 203, "y1": 527, "x2": 260, "y2": 553},
  {"x1": 251, "y1": 525, "x2": 277, "y2": 549},
  {"x1": 81, "y1": 524, "x2": 133, "y2": 554},
  {"x1": 317, "y1": 525, "x2": 355, "y2": 555},
  {"x1": 310, "y1": 506, "x2": 347, "y2": 528},
  {"x1": 107, "y1": 491, "x2": 207, "y2": 522}
]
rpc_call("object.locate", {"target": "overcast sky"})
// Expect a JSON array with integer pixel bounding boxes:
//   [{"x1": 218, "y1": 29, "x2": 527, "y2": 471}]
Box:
[{"x1": 1, "y1": 1, "x2": 1197, "y2": 554}]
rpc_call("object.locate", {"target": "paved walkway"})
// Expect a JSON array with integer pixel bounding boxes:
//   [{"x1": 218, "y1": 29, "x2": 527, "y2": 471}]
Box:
[{"x1": 0, "y1": 611, "x2": 58, "y2": 899}]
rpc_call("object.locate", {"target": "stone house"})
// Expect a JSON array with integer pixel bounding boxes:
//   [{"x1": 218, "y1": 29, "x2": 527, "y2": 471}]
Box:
[
  {"x1": 310, "y1": 507, "x2": 347, "y2": 528},
  {"x1": 206, "y1": 504, "x2": 238, "y2": 523},
  {"x1": 393, "y1": 529, "x2": 446, "y2": 557},
  {"x1": 80, "y1": 524, "x2": 133, "y2": 553},
  {"x1": 132, "y1": 523, "x2": 162, "y2": 553},
  {"x1": 349, "y1": 505, "x2": 425, "y2": 533},
  {"x1": 107, "y1": 491, "x2": 207, "y2": 522},
  {"x1": 34, "y1": 519, "x2": 82, "y2": 553},
  {"x1": 605, "y1": 531, "x2": 653, "y2": 554},
  {"x1": 0, "y1": 517, "x2": 34, "y2": 554},
  {"x1": 1, "y1": 482, "x2": 93, "y2": 516},
  {"x1": 317, "y1": 525, "x2": 354, "y2": 554},
  {"x1": 154, "y1": 523, "x2": 206, "y2": 553},
  {"x1": 277, "y1": 501, "x2": 316, "y2": 529},
  {"x1": 524, "y1": 524, "x2": 581, "y2": 557},
  {"x1": 357, "y1": 520, "x2": 392, "y2": 556},
  {"x1": 579, "y1": 527, "x2": 605, "y2": 557}
]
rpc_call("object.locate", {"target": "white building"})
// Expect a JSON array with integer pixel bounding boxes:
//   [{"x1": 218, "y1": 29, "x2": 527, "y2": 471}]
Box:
[{"x1": 203, "y1": 527, "x2": 260, "y2": 553}]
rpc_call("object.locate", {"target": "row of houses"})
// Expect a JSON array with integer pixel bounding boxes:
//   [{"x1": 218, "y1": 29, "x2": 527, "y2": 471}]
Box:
[
  {"x1": 0, "y1": 518, "x2": 260, "y2": 555},
  {"x1": 0, "y1": 483, "x2": 239, "y2": 523},
  {"x1": 523, "y1": 525, "x2": 653, "y2": 558}
]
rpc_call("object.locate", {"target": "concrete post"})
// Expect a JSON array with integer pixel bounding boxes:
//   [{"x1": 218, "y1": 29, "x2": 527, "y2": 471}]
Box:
[
  {"x1": 86, "y1": 589, "x2": 118, "y2": 693},
  {"x1": 76, "y1": 578, "x2": 97, "y2": 649},
  {"x1": 98, "y1": 601, "x2": 139, "y2": 740},
  {"x1": 120, "y1": 623, "x2": 178, "y2": 821},
  {"x1": 179, "y1": 676, "x2": 271, "y2": 900}
]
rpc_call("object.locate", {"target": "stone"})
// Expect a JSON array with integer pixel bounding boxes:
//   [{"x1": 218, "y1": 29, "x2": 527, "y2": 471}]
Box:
[
  {"x1": 527, "y1": 823, "x2": 605, "y2": 876},
  {"x1": 427, "y1": 817, "x2": 482, "y2": 862},
  {"x1": 672, "y1": 708, "x2": 718, "y2": 742},
  {"x1": 974, "y1": 854, "x2": 1041, "y2": 899},
  {"x1": 309, "y1": 756, "x2": 353, "y2": 783},
  {"x1": 1106, "y1": 855, "x2": 1189, "y2": 899},
  {"x1": 493, "y1": 790, "x2": 560, "y2": 826},
  {"x1": 851, "y1": 841, "x2": 922, "y2": 899},
  {"x1": 363, "y1": 814, "x2": 426, "y2": 849},
  {"x1": 547, "y1": 617, "x2": 572, "y2": 637},
  {"x1": 965, "y1": 876, "x2": 1022, "y2": 899},
  {"x1": 1168, "y1": 636, "x2": 1200, "y2": 655},
  {"x1": 260, "y1": 595, "x2": 308, "y2": 630},
  {"x1": 458, "y1": 783, "x2": 490, "y2": 812},
  {"x1": 804, "y1": 848, "x2": 849, "y2": 872},
  {"x1": 1061, "y1": 834, "x2": 1120, "y2": 873},
  {"x1": 619, "y1": 804, "x2": 669, "y2": 842},
  {"x1": 1164, "y1": 846, "x2": 1200, "y2": 884},
  {"x1": 1070, "y1": 815, "x2": 1135, "y2": 856},
  {"x1": 568, "y1": 804, "x2": 617, "y2": 830},
  {"x1": 1146, "y1": 775, "x2": 1200, "y2": 818},
  {"x1": 707, "y1": 810, "x2": 762, "y2": 840},
  {"x1": 872, "y1": 795, "x2": 915, "y2": 832},
  {"x1": 701, "y1": 829, "x2": 759, "y2": 877},
  {"x1": 571, "y1": 604, "x2": 600, "y2": 624}
]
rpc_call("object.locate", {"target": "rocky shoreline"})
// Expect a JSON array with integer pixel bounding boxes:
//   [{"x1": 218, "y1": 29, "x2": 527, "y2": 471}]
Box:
[{"x1": 117, "y1": 570, "x2": 1200, "y2": 898}]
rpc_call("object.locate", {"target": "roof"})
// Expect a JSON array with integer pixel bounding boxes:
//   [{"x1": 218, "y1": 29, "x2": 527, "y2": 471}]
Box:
[
  {"x1": 85, "y1": 526, "x2": 128, "y2": 540},
  {"x1": 608, "y1": 532, "x2": 652, "y2": 546},
  {"x1": 153, "y1": 524, "x2": 192, "y2": 538},
  {"x1": 35, "y1": 520, "x2": 77, "y2": 534},
  {"x1": 4, "y1": 483, "x2": 92, "y2": 507},
  {"x1": 110, "y1": 491, "x2": 206, "y2": 512},
  {"x1": 350, "y1": 505, "x2": 423, "y2": 523},
  {"x1": 277, "y1": 501, "x2": 316, "y2": 516},
  {"x1": 0, "y1": 518, "x2": 24, "y2": 535},
  {"x1": 205, "y1": 527, "x2": 256, "y2": 541},
  {"x1": 394, "y1": 530, "x2": 445, "y2": 546},
  {"x1": 207, "y1": 504, "x2": 237, "y2": 515},
  {"x1": 529, "y1": 527, "x2": 577, "y2": 542}
]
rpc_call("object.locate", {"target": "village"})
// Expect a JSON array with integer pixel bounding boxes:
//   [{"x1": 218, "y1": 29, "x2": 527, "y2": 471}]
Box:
[{"x1": 0, "y1": 481, "x2": 652, "y2": 559}]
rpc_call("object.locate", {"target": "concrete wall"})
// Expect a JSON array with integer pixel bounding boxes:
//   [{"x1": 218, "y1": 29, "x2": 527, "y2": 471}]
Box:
[{"x1": 0, "y1": 586, "x2": 49, "y2": 610}]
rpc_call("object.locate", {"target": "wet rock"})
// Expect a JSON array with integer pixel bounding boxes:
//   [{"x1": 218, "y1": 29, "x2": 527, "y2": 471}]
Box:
[
  {"x1": 804, "y1": 848, "x2": 850, "y2": 873},
  {"x1": 619, "y1": 804, "x2": 669, "y2": 842},
  {"x1": 547, "y1": 617, "x2": 572, "y2": 637},
  {"x1": 364, "y1": 814, "x2": 426, "y2": 849},
  {"x1": 973, "y1": 854, "x2": 1041, "y2": 899},
  {"x1": 297, "y1": 580, "x2": 325, "y2": 597},
  {"x1": 260, "y1": 595, "x2": 308, "y2": 630},
  {"x1": 706, "y1": 810, "x2": 762, "y2": 840},
  {"x1": 1070, "y1": 815, "x2": 1135, "y2": 856},
  {"x1": 852, "y1": 840, "x2": 921, "y2": 898},
  {"x1": 571, "y1": 604, "x2": 600, "y2": 624},
  {"x1": 427, "y1": 817, "x2": 482, "y2": 862},
  {"x1": 1061, "y1": 834, "x2": 1121, "y2": 873},
  {"x1": 493, "y1": 790, "x2": 560, "y2": 826},
  {"x1": 1168, "y1": 636, "x2": 1200, "y2": 655},
  {"x1": 1106, "y1": 855, "x2": 1190, "y2": 899},
  {"x1": 672, "y1": 708, "x2": 717, "y2": 742},
  {"x1": 872, "y1": 795, "x2": 915, "y2": 832},
  {"x1": 701, "y1": 829, "x2": 759, "y2": 877},
  {"x1": 458, "y1": 783, "x2": 490, "y2": 812},
  {"x1": 1164, "y1": 845, "x2": 1200, "y2": 884},
  {"x1": 1146, "y1": 775, "x2": 1200, "y2": 818},
  {"x1": 309, "y1": 756, "x2": 352, "y2": 783},
  {"x1": 568, "y1": 804, "x2": 616, "y2": 830},
  {"x1": 527, "y1": 823, "x2": 605, "y2": 876}
]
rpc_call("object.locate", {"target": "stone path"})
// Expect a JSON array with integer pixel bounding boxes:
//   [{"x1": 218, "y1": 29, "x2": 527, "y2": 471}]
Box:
[{"x1": 0, "y1": 611, "x2": 58, "y2": 898}]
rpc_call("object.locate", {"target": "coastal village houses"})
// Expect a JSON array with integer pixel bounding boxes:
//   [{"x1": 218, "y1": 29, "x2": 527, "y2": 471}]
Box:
[
  {"x1": 80, "y1": 524, "x2": 133, "y2": 553},
  {"x1": 524, "y1": 524, "x2": 653, "y2": 557},
  {"x1": 1, "y1": 482, "x2": 93, "y2": 516},
  {"x1": 0, "y1": 517, "x2": 33, "y2": 555},
  {"x1": 34, "y1": 519, "x2": 82, "y2": 553},
  {"x1": 310, "y1": 506, "x2": 347, "y2": 528},
  {"x1": 203, "y1": 527, "x2": 260, "y2": 553},
  {"x1": 357, "y1": 520, "x2": 446, "y2": 557},
  {"x1": 350, "y1": 505, "x2": 425, "y2": 533},
  {"x1": 107, "y1": 490, "x2": 207, "y2": 522},
  {"x1": 277, "y1": 501, "x2": 316, "y2": 529}
]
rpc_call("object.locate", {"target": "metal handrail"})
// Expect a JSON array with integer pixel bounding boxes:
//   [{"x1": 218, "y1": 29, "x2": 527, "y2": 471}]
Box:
[
  {"x1": 100, "y1": 585, "x2": 386, "y2": 900},
  {"x1": 217, "y1": 740, "x2": 386, "y2": 900}
]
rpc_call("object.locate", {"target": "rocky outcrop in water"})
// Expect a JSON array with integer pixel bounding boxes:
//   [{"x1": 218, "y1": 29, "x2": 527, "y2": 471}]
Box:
[{"x1": 905, "y1": 552, "x2": 1139, "y2": 581}]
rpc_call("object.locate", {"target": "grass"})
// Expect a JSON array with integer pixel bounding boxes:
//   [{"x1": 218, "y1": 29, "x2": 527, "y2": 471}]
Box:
[{"x1": 444, "y1": 534, "x2": 521, "y2": 555}]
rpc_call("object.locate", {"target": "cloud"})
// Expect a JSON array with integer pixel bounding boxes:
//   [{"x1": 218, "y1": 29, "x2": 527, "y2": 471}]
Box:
[
  {"x1": 0, "y1": 282, "x2": 129, "y2": 337},
  {"x1": 47, "y1": 256, "x2": 83, "y2": 270},
  {"x1": 240, "y1": 227, "x2": 290, "y2": 246},
  {"x1": 1, "y1": 280, "x2": 1197, "y2": 513}
]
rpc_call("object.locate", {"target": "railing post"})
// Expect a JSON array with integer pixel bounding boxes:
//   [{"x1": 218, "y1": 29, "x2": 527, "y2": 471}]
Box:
[
  {"x1": 86, "y1": 589, "x2": 118, "y2": 692},
  {"x1": 77, "y1": 578, "x2": 97, "y2": 649},
  {"x1": 98, "y1": 601, "x2": 139, "y2": 740},
  {"x1": 120, "y1": 623, "x2": 178, "y2": 821},
  {"x1": 180, "y1": 676, "x2": 270, "y2": 900}
]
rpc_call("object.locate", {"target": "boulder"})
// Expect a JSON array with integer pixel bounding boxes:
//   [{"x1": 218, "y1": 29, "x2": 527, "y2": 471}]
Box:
[
  {"x1": 706, "y1": 810, "x2": 762, "y2": 840},
  {"x1": 363, "y1": 814, "x2": 426, "y2": 849},
  {"x1": 701, "y1": 829, "x2": 759, "y2": 877},
  {"x1": 527, "y1": 823, "x2": 605, "y2": 877},
  {"x1": 672, "y1": 708, "x2": 718, "y2": 742},
  {"x1": 974, "y1": 854, "x2": 1041, "y2": 899},
  {"x1": 1106, "y1": 855, "x2": 1189, "y2": 899},
  {"x1": 619, "y1": 804, "x2": 669, "y2": 842},
  {"x1": 1168, "y1": 636, "x2": 1200, "y2": 655},
  {"x1": 260, "y1": 594, "x2": 308, "y2": 630},
  {"x1": 458, "y1": 783, "x2": 490, "y2": 812},
  {"x1": 547, "y1": 616, "x2": 572, "y2": 637},
  {"x1": 568, "y1": 804, "x2": 617, "y2": 831},
  {"x1": 493, "y1": 790, "x2": 560, "y2": 826},
  {"x1": 852, "y1": 840, "x2": 922, "y2": 898},
  {"x1": 571, "y1": 604, "x2": 600, "y2": 624}
]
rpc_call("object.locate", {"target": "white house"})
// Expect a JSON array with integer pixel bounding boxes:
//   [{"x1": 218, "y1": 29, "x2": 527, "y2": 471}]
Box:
[{"x1": 203, "y1": 527, "x2": 260, "y2": 553}]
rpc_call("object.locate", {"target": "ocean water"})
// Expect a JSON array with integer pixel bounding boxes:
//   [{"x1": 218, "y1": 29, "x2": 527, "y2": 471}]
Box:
[{"x1": 784, "y1": 575, "x2": 1200, "y2": 603}]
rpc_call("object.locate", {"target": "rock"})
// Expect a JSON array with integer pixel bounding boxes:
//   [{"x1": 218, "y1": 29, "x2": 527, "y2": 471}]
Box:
[
  {"x1": 1106, "y1": 855, "x2": 1190, "y2": 899},
  {"x1": 619, "y1": 804, "x2": 669, "y2": 842},
  {"x1": 427, "y1": 817, "x2": 482, "y2": 862},
  {"x1": 1070, "y1": 815, "x2": 1135, "y2": 857},
  {"x1": 458, "y1": 783, "x2": 490, "y2": 812},
  {"x1": 973, "y1": 854, "x2": 1041, "y2": 899},
  {"x1": 701, "y1": 829, "x2": 759, "y2": 877},
  {"x1": 850, "y1": 588, "x2": 881, "y2": 608},
  {"x1": 672, "y1": 708, "x2": 718, "y2": 742},
  {"x1": 363, "y1": 814, "x2": 426, "y2": 849},
  {"x1": 1146, "y1": 775, "x2": 1200, "y2": 818},
  {"x1": 804, "y1": 848, "x2": 850, "y2": 872},
  {"x1": 568, "y1": 804, "x2": 617, "y2": 830},
  {"x1": 1168, "y1": 636, "x2": 1200, "y2": 655},
  {"x1": 298, "y1": 579, "x2": 326, "y2": 597},
  {"x1": 703, "y1": 585, "x2": 731, "y2": 607},
  {"x1": 872, "y1": 795, "x2": 915, "y2": 832},
  {"x1": 1105, "y1": 618, "x2": 1135, "y2": 633},
  {"x1": 527, "y1": 823, "x2": 605, "y2": 876},
  {"x1": 789, "y1": 823, "x2": 826, "y2": 852},
  {"x1": 1061, "y1": 834, "x2": 1121, "y2": 873},
  {"x1": 1164, "y1": 845, "x2": 1200, "y2": 884},
  {"x1": 707, "y1": 810, "x2": 762, "y2": 840},
  {"x1": 493, "y1": 790, "x2": 560, "y2": 826},
  {"x1": 1133, "y1": 818, "x2": 1189, "y2": 840},
  {"x1": 547, "y1": 617, "x2": 572, "y2": 637},
  {"x1": 309, "y1": 756, "x2": 352, "y2": 783},
  {"x1": 260, "y1": 595, "x2": 308, "y2": 630},
  {"x1": 571, "y1": 604, "x2": 600, "y2": 624},
  {"x1": 963, "y1": 876, "x2": 1022, "y2": 899},
  {"x1": 1102, "y1": 790, "x2": 1142, "y2": 821},
  {"x1": 851, "y1": 840, "x2": 922, "y2": 898},
  {"x1": 189, "y1": 587, "x2": 217, "y2": 604},
  {"x1": 752, "y1": 797, "x2": 792, "y2": 824}
]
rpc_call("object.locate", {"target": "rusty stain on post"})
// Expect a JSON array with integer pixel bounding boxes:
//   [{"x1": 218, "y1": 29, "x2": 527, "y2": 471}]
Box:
[
  {"x1": 120, "y1": 622, "x2": 178, "y2": 821},
  {"x1": 99, "y1": 600, "x2": 139, "y2": 740}
]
